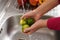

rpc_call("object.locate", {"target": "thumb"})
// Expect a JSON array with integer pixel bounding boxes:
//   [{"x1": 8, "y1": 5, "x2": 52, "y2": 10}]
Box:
[
  {"x1": 24, "y1": 27, "x2": 31, "y2": 33},
  {"x1": 24, "y1": 21, "x2": 40, "y2": 33}
]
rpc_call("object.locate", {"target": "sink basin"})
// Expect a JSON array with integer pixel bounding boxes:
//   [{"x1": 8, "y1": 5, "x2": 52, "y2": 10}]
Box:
[
  {"x1": 12, "y1": 31, "x2": 55, "y2": 40},
  {"x1": 0, "y1": 0, "x2": 60, "y2": 40},
  {"x1": 1, "y1": 15, "x2": 56, "y2": 40}
]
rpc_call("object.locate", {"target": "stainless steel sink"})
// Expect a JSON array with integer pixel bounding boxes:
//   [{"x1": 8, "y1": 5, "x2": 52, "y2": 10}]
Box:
[
  {"x1": 0, "y1": 0, "x2": 60, "y2": 40},
  {"x1": 1, "y1": 14, "x2": 56, "y2": 40},
  {"x1": 12, "y1": 31, "x2": 54, "y2": 40}
]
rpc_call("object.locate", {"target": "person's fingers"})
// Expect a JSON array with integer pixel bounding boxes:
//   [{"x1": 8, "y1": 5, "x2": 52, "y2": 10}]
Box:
[
  {"x1": 24, "y1": 21, "x2": 40, "y2": 34},
  {"x1": 27, "y1": 29, "x2": 36, "y2": 34},
  {"x1": 24, "y1": 23, "x2": 36, "y2": 33},
  {"x1": 24, "y1": 27, "x2": 31, "y2": 33},
  {"x1": 24, "y1": 28, "x2": 35, "y2": 35},
  {"x1": 21, "y1": 15, "x2": 27, "y2": 19},
  {"x1": 21, "y1": 14, "x2": 30, "y2": 19},
  {"x1": 21, "y1": 11, "x2": 35, "y2": 19}
]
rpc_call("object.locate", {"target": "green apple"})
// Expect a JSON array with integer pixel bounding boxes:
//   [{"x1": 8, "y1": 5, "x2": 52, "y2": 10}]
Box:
[
  {"x1": 22, "y1": 24, "x2": 29, "y2": 32},
  {"x1": 20, "y1": 19, "x2": 26, "y2": 25},
  {"x1": 26, "y1": 18, "x2": 35, "y2": 26},
  {"x1": 20, "y1": 18, "x2": 35, "y2": 32}
]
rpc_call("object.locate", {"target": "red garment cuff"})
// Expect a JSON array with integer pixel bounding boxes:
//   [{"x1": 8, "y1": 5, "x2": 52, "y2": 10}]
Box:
[
  {"x1": 47, "y1": 17, "x2": 60, "y2": 30},
  {"x1": 58, "y1": 0, "x2": 60, "y2": 4}
]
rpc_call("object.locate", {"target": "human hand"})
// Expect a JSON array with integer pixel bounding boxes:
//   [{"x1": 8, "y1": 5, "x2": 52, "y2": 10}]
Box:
[
  {"x1": 23, "y1": 19, "x2": 47, "y2": 34},
  {"x1": 21, "y1": 10, "x2": 41, "y2": 21}
]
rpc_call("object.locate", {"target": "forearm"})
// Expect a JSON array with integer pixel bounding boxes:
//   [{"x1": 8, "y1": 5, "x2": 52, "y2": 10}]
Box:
[{"x1": 33, "y1": 0, "x2": 59, "y2": 16}]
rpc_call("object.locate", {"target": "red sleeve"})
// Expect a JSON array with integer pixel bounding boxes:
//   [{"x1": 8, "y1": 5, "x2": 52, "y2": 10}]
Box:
[
  {"x1": 58, "y1": 0, "x2": 60, "y2": 4},
  {"x1": 47, "y1": 17, "x2": 60, "y2": 30}
]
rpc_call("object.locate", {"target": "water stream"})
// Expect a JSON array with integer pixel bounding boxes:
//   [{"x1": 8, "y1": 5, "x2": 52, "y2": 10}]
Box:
[
  {"x1": 21, "y1": 0, "x2": 25, "y2": 14},
  {"x1": 21, "y1": 0, "x2": 32, "y2": 40}
]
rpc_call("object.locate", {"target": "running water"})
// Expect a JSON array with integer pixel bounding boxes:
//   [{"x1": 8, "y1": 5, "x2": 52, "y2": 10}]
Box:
[
  {"x1": 21, "y1": 0, "x2": 25, "y2": 14},
  {"x1": 21, "y1": 0, "x2": 32, "y2": 40}
]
